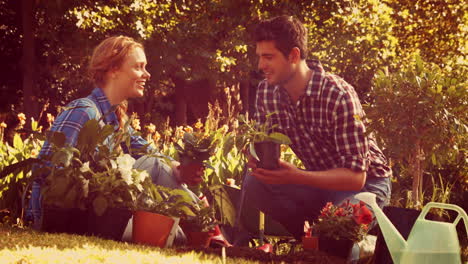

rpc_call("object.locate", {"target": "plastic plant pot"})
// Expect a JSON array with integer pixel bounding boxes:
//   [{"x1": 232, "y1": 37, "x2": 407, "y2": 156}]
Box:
[
  {"x1": 319, "y1": 236, "x2": 354, "y2": 259},
  {"x1": 186, "y1": 231, "x2": 214, "y2": 248},
  {"x1": 87, "y1": 208, "x2": 132, "y2": 241},
  {"x1": 254, "y1": 141, "x2": 280, "y2": 170},
  {"x1": 302, "y1": 236, "x2": 319, "y2": 251},
  {"x1": 132, "y1": 210, "x2": 179, "y2": 248}
]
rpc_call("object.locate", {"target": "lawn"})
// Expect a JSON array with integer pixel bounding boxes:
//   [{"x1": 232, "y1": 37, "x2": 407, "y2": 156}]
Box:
[
  {"x1": 0, "y1": 224, "x2": 258, "y2": 264},
  {"x1": 0, "y1": 224, "x2": 351, "y2": 264}
]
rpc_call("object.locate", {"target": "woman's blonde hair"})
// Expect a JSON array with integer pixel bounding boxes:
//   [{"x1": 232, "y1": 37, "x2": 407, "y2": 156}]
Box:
[{"x1": 88, "y1": 36, "x2": 144, "y2": 129}]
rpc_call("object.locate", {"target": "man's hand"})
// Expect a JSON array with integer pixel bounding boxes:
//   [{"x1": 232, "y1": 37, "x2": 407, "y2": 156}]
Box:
[{"x1": 251, "y1": 159, "x2": 302, "y2": 185}]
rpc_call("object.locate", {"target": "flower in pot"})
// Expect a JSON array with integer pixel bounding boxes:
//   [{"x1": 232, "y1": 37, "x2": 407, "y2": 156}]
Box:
[
  {"x1": 19, "y1": 115, "x2": 155, "y2": 238},
  {"x1": 180, "y1": 201, "x2": 218, "y2": 248},
  {"x1": 239, "y1": 114, "x2": 292, "y2": 170},
  {"x1": 174, "y1": 132, "x2": 217, "y2": 185},
  {"x1": 302, "y1": 223, "x2": 318, "y2": 251},
  {"x1": 133, "y1": 184, "x2": 197, "y2": 248},
  {"x1": 85, "y1": 154, "x2": 151, "y2": 240},
  {"x1": 313, "y1": 200, "x2": 374, "y2": 259}
]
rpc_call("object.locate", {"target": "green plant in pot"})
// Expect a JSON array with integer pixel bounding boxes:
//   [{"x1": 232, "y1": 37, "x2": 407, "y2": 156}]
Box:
[
  {"x1": 239, "y1": 114, "x2": 292, "y2": 170},
  {"x1": 133, "y1": 184, "x2": 197, "y2": 248},
  {"x1": 35, "y1": 138, "x2": 90, "y2": 235},
  {"x1": 84, "y1": 153, "x2": 153, "y2": 240},
  {"x1": 313, "y1": 201, "x2": 373, "y2": 259},
  {"x1": 174, "y1": 132, "x2": 216, "y2": 186},
  {"x1": 3, "y1": 113, "x2": 159, "y2": 238},
  {"x1": 180, "y1": 200, "x2": 218, "y2": 248}
]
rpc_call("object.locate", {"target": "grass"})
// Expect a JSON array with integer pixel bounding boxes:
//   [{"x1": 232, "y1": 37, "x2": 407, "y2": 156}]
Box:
[{"x1": 0, "y1": 224, "x2": 260, "y2": 264}]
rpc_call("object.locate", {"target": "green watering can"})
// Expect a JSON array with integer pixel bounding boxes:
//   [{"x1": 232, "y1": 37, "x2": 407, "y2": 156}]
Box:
[{"x1": 355, "y1": 192, "x2": 467, "y2": 264}]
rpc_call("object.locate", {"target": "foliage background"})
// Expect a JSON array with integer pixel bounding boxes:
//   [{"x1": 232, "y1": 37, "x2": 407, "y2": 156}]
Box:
[{"x1": 0, "y1": 0, "x2": 466, "y2": 218}]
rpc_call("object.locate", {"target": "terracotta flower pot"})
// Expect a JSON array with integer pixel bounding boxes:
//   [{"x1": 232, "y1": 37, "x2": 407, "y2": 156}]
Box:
[
  {"x1": 132, "y1": 210, "x2": 179, "y2": 248},
  {"x1": 254, "y1": 141, "x2": 280, "y2": 170},
  {"x1": 87, "y1": 208, "x2": 132, "y2": 241},
  {"x1": 186, "y1": 231, "x2": 214, "y2": 248},
  {"x1": 302, "y1": 236, "x2": 319, "y2": 251},
  {"x1": 319, "y1": 236, "x2": 354, "y2": 259}
]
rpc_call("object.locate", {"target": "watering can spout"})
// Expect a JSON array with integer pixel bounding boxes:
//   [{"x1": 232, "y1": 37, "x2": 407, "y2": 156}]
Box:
[{"x1": 355, "y1": 192, "x2": 408, "y2": 263}]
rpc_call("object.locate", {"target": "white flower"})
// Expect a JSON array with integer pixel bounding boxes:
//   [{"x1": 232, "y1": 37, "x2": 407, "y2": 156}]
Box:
[
  {"x1": 135, "y1": 170, "x2": 149, "y2": 183},
  {"x1": 80, "y1": 162, "x2": 90, "y2": 173},
  {"x1": 110, "y1": 160, "x2": 117, "y2": 169},
  {"x1": 120, "y1": 168, "x2": 133, "y2": 185},
  {"x1": 116, "y1": 154, "x2": 135, "y2": 171},
  {"x1": 136, "y1": 183, "x2": 143, "y2": 192}
]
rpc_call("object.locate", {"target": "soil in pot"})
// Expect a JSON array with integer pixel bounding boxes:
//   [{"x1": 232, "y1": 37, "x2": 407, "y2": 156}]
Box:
[
  {"x1": 319, "y1": 236, "x2": 354, "y2": 259},
  {"x1": 254, "y1": 141, "x2": 280, "y2": 170},
  {"x1": 87, "y1": 208, "x2": 132, "y2": 241},
  {"x1": 133, "y1": 210, "x2": 179, "y2": 248},
  {"x1": 186, "y1": 231, "x2": 214, "y2": 248}
]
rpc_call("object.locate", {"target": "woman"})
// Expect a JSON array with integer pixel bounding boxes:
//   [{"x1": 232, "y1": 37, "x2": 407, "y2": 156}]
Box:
[{"x1": 27, "y1": 36, "x2": 204, "y2": 227}]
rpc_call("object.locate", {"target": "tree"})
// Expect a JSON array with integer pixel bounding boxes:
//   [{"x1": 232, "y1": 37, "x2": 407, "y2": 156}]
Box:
[{"x1": 366, "y1": 54, "x2": 467, "y2": 206}]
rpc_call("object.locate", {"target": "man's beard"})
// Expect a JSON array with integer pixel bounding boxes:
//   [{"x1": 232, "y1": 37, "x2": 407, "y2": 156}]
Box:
[{"x1": 272, "y1": 68, "x2": 296, "y2": 86}]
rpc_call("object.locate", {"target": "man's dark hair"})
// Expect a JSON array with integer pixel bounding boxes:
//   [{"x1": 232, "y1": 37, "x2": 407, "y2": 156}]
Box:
[{"x1": 254, "y1": 15, "x2": 308, "y2": 59}]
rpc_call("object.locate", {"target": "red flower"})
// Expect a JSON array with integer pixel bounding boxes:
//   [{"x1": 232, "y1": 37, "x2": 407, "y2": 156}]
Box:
[
  {"x1": 320, "y1": 202, "x2": 333, "y2": 217},
  {"x1": 353, "y1": 204, "x2": 373, "y2": 225},
  {"x1": 334, "y1": 207, "x2": 345, "y2": 217}
]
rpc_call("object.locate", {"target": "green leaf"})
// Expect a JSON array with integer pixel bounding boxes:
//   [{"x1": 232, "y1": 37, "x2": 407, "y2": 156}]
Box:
[
  {"x1": 222, "y1": 135, "x2": 235, "y2": 156},
  {"x1": 77, "y1": 119, "x2": 100, "y2": 152},
  {"x1": 93, "y1": 195, "x2": 108, "y2": 216},
  {"x1": 0, "y1": 158, "x2": 41, "y2": 179},
  {"x1": 98, "y1": 124, "x2": 115, "y2": 143},
  {"x1": 209, "y1": 185, "x2": 236, "y2": 226},
  {"x1": 268, "y1": 132, "x2": 292, "y2": 145},
  {"x1": 63, "y1": 186, "x2": 78, "y2": 209},
  {"x1": 50, "y1": 132, "x2": 66, "y2": 148},
  {"x1": 249, "y1": 142, "x2": 259, "y2": 161},
  {"x1": 47, "y1": 176, "x2": 70, "y2": 198},
  {"x1": 13, "y1": 134, "x2": 23, "y2": 149},
  {"x1": 51, "y1": 148, "x2": 73, "y2": 167}
]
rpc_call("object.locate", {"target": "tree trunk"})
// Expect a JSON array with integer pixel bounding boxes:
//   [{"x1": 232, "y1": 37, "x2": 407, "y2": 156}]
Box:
[
  {"x1": 411, "y1": 140, "x2": 423, "y2": 208},
  {"x1": 21, "y1": 0, "x2": 37, "y2": 118},
  {"x1": 173, "y1": 77, "x2": 187, "y2": 126}
]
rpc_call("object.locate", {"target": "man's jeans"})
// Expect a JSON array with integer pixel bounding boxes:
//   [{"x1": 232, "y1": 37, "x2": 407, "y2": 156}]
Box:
[{"x1": 243, "y1": 172, "x2": 391, "y2": 238}]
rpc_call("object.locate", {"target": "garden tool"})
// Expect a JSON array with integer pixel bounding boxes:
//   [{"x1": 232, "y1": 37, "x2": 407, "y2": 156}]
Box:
[{"x1": 355, "y1": 192, "x2": 467, "y2": 264}]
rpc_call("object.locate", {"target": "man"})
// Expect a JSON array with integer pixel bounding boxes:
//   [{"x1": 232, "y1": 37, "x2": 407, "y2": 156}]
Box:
[{"x1": 244, "y1": 16, "x2": 392, "y2": 238}]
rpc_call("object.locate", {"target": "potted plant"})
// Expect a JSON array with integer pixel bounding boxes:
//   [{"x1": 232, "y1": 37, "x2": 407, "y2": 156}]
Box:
[
  {"x1": 9, "y1": 114, "x2": 158, "y2": 238},
  {"x1": 313, "y1": 200, "x2": 373, "y2": 259},
  {"x1": 133, "y1": 184, "x2": 196, "y2": 248},
  {"x1": 37, "y1": 145, "x2": 89, "y2": 235},
  {"x1": 239, "y1": 114, "x2": 291, "y2": 170},
  {"x1": 84, "y1": 153, "x2": 153, "y2": 241},
  {"x1": 302, "y1": 224, "x2": 318, "y2": 251},
  {"x1": 174, "y1": 131, "x2": 217, "y2": 185},
  {"x1": 180, "y1": 201, "x2": 218, "y2": 248},
  {"x1": 33, "y1": 129, "x2": 98, "y2": 235}
]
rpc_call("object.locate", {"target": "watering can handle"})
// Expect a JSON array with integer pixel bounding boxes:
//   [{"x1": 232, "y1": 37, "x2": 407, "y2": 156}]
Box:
[{"x1": 419, "y1": 202, "x2": 468, "y2": 235}]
